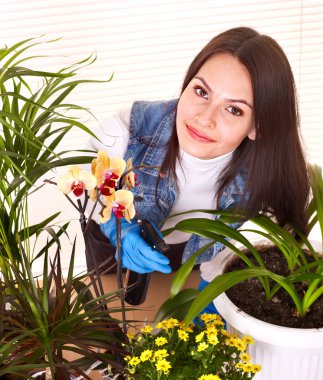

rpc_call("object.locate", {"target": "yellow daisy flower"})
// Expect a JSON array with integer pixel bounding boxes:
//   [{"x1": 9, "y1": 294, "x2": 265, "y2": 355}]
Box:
[
  {"x1": 140, "y1": 349, "x2": 153, "y2": 362},
  {"x1": 242, "y1": 362, "x2": 254, "y2": 372},
  {"x1": 251, "y1": 364, "x2": 262, "y2": 373},
  {"x1": 155, "y1": 358, "x2": 171, "y2": 374},
  {"x1": 128, "y1": 356, "x2": 140, "y2": 366},
  {"x1": 178, "y1": 329, "x2": 189, "y2": 342},
  {"x1": 153, "y1": 349, "x2": 169, "y2": 360},
  {"x1": 195, "y1": 331, "x2": 205, "y2": 342},
  {"x1": 155, "y1": 336, "x2": 168, "y2": 346},
  {"x1": 140, "y1": 325, "x2": 153, "y2": 334},
  {"x1": 197, "y1": 342, "x2": 209, "y2": 352},
  {"x1": 242, "y1": 335, "x2": 255, "y2": 345},
  {"x1": 207, "y1": 333, "x2": 219, "y2": 346},
  {"x1": 240, "y1": 352, "x2": 251, "y2": 362}
]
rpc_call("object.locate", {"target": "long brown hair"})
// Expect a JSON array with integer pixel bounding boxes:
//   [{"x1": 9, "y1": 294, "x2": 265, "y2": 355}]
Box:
[{"x1": 160, "y1": 27, "x2": 310, "y2": 233}]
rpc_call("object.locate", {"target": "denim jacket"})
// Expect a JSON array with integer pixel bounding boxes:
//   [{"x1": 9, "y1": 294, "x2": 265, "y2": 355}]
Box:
[{"x1": 124, "y1": 99, "x2": 247, "y2": 264}]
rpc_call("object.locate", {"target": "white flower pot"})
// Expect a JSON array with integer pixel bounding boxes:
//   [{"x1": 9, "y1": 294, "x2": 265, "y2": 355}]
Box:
[{"x1": 212, "y1": 250, "x2": 323, "y2": 380}]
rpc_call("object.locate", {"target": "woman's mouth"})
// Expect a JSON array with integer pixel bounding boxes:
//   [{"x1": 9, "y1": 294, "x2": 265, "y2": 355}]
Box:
[{"x1": 186, "y1": 125, "x2": 215, "y2": 143}]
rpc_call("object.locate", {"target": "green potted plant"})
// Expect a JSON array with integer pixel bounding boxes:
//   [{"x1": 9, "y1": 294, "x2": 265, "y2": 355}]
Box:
[
  {"x1": 156, "y1": 164, "x2": 323, "y2": 380},
  {"x1": 0, "y1": 36, "x2": 129, "y2": 379}
]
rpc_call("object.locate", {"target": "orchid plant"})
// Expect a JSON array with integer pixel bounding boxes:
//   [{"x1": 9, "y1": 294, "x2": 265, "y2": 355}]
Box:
[{"x1": 52, "y1": 149, "x2": 139, "y2": 333}]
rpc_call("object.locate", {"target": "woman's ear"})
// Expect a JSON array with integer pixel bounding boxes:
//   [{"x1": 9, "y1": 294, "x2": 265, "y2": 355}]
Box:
[{"x1": 248, "y1": 128, "x2": 256, "y2": 140}]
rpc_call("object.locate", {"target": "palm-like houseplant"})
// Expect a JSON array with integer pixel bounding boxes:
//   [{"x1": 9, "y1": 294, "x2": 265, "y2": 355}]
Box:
[{"x1": 0, "y1": 37, "x2": 129, "y2": 379}]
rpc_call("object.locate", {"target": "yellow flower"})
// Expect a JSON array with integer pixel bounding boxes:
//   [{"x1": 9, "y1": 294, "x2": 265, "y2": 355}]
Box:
[
  {"x1": 240, "y1": 352, "x2": 251, "y2": 362},
  {"x1": 155, "y1": 336, "x2": 168, "y2": 346},
  {"x1": 128, "y1": 356, "x2": 140, "y2": 366},
  {"x1": 205, "y1": 325, "x2": 218, "y2": 335},
  {"x1": 207, "y1": 333, "x2": 219, "y2": 346},
  {"x1": 140, "y1": 325, "x2": 153, "y2": 334},
  {"x1": 233, "y1": 338, "x2": 247, "y2": 352},
  {"x1": 242, "y1": 335, "x2": 255, "y2": 345},
  {"x1": 155, "y1": 358, "x2": 171, "y2": 374},
  {"x1": 153, "y1": 349, "x2": 169, "y2": 360},
  {"x1": 209, "y1": 319, "x2": 225, "y2": 327},
  {"x1": 198, "y1": 375, "x2": 221, "y2": 380},
  {"x1": 156, "y1": 318, "x2": 179, "y2": 330},
  {"x1": 165, "y1": 318, "x2": 179, "y2": 328},
  {"x1": 178, "y1": 329, "x2": 189, "y2": 342},
  {"x1": 90, "y1": 150, "x2": 126, "y2": 199},
  {"x1": 179, "y1": 322, "x2": 194, "y2": 332},
  {"x1": 140, "y1": 349, "x2": 153, "y2": 362},
  {"x1": 242, "y1": 362, "x2": 254, "y2": 372},
  {"x1": 195, "y1": 331, "x2": 205, "y2": 342},
  {"x1": 225, "y1": 337, "x2": 235, "y2": 346},
  {"x1": 226, "y1": 336, "x2": 246, "y2": 350},
  {"x1": 221, "y1": 329, "x2": 233, "y2": 338},
  {"x1": 57, "y1": 166, "x2": 96, "y2": 196},
  {"x1": 251, "y1": 364, "x2": 262, "y2": 373},
  {"x1": 199, "y1": 313, "x2": 222, "y2": 324},
  {"x1": 100, "y1": 189, "x2": 135, "y2": 223},
  {"x1": 197, "y1": 342, "x2": 209, "y2": 352}
]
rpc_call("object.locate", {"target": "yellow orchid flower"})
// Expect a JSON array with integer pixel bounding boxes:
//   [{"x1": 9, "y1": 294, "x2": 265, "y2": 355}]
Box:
[
  {"x1": 91, "y1": 150, "x2": 126, "y2": 196},
  {"x1": 100, "y1": 189, "x2": 135, "y2": 223},
  {"x1": 57, "y1": 166, "x2": 96, "y2": 197}
]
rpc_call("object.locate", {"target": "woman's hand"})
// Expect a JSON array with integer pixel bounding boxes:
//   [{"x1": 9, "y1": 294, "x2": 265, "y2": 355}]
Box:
[{"x1": 100, "y1": 216, "x2": 171, "y2": 274}]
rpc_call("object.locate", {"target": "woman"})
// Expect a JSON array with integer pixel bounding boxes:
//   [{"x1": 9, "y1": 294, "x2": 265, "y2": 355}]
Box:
[{"x1": 87, "y1": 27, "x2": 310, "y2": 310}]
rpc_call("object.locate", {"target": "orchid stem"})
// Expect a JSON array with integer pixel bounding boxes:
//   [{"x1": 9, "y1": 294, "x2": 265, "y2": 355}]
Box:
[{"x1": 116, "y1": 217, "x2": 127, "y2": 333}]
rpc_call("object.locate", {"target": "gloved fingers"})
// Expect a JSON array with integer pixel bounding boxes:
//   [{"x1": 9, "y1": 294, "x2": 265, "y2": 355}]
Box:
[
  {"x1": 135, "y1": 254, "x2": 172, "y2": 273},
  {"x1": 137, "y1": 246, "x2": 170, "y2": 268},
  {"x1": 121, "y1": 245, "x2": 172, "y2": 273},
  {"x1": 122, "y1": 239, "x2": 172, "y2": 274},
  {"x1": 132, "y1": 238, "x2": 170, "y2": 266},
  {"x1": 122, "y1": 255, "x2": 172, "y2": 274},
  {"x1": 114, "y1": 247, "x2": 154, "y2": 273}
]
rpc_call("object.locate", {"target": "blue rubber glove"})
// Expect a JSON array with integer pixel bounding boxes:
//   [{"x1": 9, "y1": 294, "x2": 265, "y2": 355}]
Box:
[{"x1": 100, "y1": 216, "x2": 171, "y2": 274}]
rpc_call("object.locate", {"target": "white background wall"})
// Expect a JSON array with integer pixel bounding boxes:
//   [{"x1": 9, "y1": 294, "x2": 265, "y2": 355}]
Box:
[{"x1": 1, "y1": 0, "x2": 322, "y2": 274}]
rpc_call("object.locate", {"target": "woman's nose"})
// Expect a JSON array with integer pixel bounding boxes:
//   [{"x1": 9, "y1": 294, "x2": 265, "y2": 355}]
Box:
[{"x1": 195, "y1": 107, "x2": 216, "y2": 128}]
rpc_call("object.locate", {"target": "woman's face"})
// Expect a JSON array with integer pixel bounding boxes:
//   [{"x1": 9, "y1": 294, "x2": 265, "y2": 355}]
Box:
[{"x1": 176, "y1": 53, "x2": 255, "y2": 159}]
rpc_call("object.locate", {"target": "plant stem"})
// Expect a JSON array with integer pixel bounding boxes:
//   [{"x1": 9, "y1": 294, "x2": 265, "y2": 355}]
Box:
[{"x1": 116, "y1": 217, "x2": 127, "y2": 334}]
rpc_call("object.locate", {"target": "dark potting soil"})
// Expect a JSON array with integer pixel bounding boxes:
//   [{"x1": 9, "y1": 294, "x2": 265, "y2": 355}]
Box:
[{"x1": 224, "y1": 245, "x2": 323, "y2": 329}]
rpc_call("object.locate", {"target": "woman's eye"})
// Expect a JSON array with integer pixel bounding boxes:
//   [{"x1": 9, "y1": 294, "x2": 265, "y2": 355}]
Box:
[
  {"x1": 227, "y1": 106, "x2": 243, "y2": 116},
  {"x1": 194, "y1": 86, "x2": 208, "y2": 99}
]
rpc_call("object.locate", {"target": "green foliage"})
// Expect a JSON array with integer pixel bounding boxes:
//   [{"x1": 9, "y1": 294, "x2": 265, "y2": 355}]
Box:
[
  {"x1": 158, "y1": 165, "x2": 323, "y2": 322},
  {"x1": 0, "y1": 36, "x2": 110, "y2": 271},
  {"x1": 0, "y1": 240, "x2": 128, "y2": 379},
  {"x1": 0, "y1": 37, "x2": 128, "y2": 379}
]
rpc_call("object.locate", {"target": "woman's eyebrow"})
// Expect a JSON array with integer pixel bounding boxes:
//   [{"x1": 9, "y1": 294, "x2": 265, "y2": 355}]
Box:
[
  {"x1": 225, "y1": 98, "x2": 253, "y2": 109},
  {"x1": 194, "y1": 76, "x2": 212, "y2": 92},
  {"x1": 194, "y1": 76, "x2": 253, "y2": 109}
]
